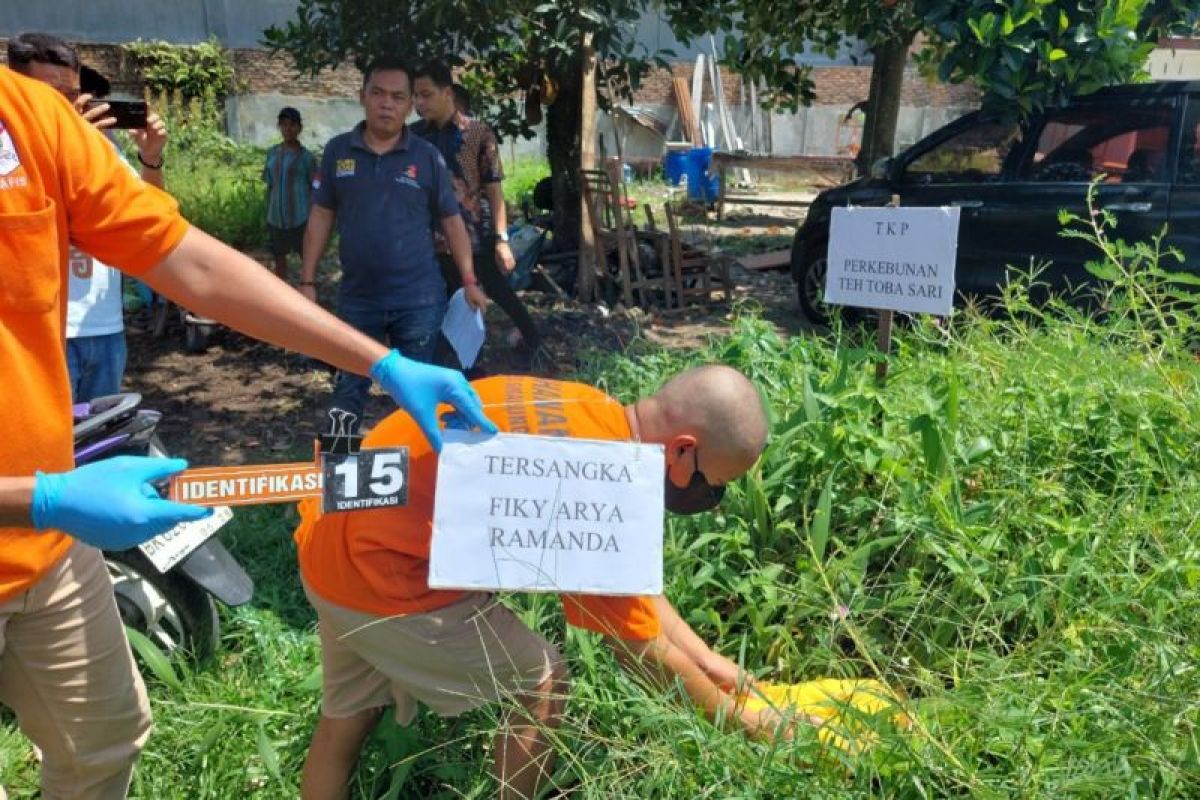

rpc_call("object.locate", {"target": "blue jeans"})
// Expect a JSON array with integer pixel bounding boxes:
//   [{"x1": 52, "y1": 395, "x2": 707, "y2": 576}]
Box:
[
  {"x1": 66, "y1": 332, "x2": 127, "y2": 403},
  {"x1": 330, "y1": 297, "x2": 447, "y2": 429}
]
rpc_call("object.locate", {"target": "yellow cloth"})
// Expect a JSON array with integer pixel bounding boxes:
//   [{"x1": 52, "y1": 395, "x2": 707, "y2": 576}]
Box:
[{"x1": 740, "y1": 678, "x2": 910, "y2": 752}]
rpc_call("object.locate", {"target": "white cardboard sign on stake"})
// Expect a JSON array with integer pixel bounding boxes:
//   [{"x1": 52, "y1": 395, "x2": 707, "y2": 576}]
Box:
[
  {"x1": 429, "y1": 431, "x2": 664, "y2": 595},
  {"x1": 824, "y1": 206, "x2": 960, "y2": 316}
]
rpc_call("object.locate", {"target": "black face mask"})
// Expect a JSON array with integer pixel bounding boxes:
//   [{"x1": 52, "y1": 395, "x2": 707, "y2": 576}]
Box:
[{"x1": 664, "y1": 448, "x2": 726, "y2": 515}]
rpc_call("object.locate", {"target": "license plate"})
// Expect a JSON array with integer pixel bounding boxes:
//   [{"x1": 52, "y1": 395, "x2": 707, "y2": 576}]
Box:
[{"x1": 138, "y1": 506, "x2": 234, "y2": 573}]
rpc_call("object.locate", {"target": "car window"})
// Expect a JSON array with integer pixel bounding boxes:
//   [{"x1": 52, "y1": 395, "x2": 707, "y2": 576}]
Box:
[
  {"x1": 1017, "y1": 102, "x2": 1175, "y2": 184},
  {"x1": 900, "y1": 120, "x2": 1022, "y2": 186},
  {"x1": 1177, "y1": 98, "x2": 1200, "y2": 185}
]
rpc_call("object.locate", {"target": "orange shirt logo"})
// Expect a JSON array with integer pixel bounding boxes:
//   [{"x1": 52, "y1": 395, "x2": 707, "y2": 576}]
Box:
[{"x1": 0, "y1": 121, "x2": 20, "y2": 176}]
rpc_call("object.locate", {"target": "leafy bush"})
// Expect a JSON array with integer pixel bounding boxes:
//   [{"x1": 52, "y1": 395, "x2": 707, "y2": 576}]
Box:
[
  {"x1": 143, "y1": 91, "x2": 268, "y2": 250},
  {"x1": 167, "y1": 156, "x2": 267, "y2": 251},
  {"x1": 504, "y1": 156, "x2": 551, "y2": 212},
  {"x1": 122, "y1": 38, "x2": 239, "y2": 101}
]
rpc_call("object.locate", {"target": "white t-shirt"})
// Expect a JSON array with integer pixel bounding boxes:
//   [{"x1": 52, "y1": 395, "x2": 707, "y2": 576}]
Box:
[
  {"x1": 66, "y1": 141, "x2": 137, "y2": 339},
  {"x1": 65, "y1": 247, "x2": 123, "y2": 338}
]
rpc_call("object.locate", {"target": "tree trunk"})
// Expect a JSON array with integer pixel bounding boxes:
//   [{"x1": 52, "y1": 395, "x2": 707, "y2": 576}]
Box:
[
  {"x1": 856, "y1": 32, "x2": 914, "y2": 176},
  {"x1": 576, "y1": 34, "x2": 598, "y2": 301},
  {"x1": 544, "y1": 51, "x2": 584, "y2": 281}
]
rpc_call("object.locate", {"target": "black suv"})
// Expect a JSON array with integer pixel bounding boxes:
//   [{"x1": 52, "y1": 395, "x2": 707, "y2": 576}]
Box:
[{"x1": 791, "y1": 81, "x2": 1200, "y2": 322}]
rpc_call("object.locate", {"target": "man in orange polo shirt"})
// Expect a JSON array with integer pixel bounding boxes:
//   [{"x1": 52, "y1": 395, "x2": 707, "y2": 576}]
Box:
[
  {"x1": 295, "y1": 366, "x2": 802, "y2": 800},
  {"x1": 0, "y1": 64, "x2": 494, "y2": 799}
]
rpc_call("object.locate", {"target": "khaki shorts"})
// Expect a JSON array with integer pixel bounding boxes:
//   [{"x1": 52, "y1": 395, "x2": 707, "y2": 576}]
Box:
[
  {"x1": 0, "y1": 542, "x2": 151, "y2": 800},
  {"x1": 304, "y1": 583, "x2": 560, "y2": 724}
]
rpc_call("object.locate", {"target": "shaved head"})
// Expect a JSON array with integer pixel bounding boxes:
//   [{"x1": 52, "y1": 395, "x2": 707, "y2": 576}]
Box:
[{"x1": 632, "y1": 365, "x2": 769, "y2": 483}]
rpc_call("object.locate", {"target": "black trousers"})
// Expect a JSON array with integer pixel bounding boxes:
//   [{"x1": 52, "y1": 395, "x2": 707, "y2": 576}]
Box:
[{"x1": 438, "y1": 237, "x2": 541, "y2": 357}]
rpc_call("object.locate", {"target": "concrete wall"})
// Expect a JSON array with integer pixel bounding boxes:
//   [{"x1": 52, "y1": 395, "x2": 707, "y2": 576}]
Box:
[
  {"x1": 1148, "y1": 43, "x2": 1200, "y2": 80},
  {"x1": 0, "y1": 0, "x2": 297, "y2": 48},
  {"x1": 226, "y1": 94, "x2": 363, "y2": 150},
  {"x1": 231, "y1": 84, "x2": 975, "y2": 162},
  {"x1": 2, "y1": 2, "x2": 869, "y2": 64},
  {"x1": 589, "y1": 102, "x2": 976, "y2": 164}
]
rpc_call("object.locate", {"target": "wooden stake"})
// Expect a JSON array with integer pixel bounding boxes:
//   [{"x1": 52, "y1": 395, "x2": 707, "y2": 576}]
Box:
[
  {"x1": 577, "y1": 33, "x2": 598, "y2": 302},
  {"x1": 875, "y1": 309, "x2": 894, "y2": 384},
  {"x1": 875, "y1": 194, "x2": 901, "y2": 385}
]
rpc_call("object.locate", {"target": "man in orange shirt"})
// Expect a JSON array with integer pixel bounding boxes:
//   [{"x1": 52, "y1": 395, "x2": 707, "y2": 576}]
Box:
[
  {"x1": 0, "y1": 64, "x2": 494, "y2": 799},
  {"x1": 296, "y1": 366, "x2": 803, "y2": 800}
]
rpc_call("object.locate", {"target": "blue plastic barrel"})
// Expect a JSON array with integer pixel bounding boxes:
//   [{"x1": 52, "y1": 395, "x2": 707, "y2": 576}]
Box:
[
  {"x1": 684, "y1": 146, "x2": 718, "y2": 201},
  {"x1": 663, "y1": 150, "x2": 689, "y2": 186}
]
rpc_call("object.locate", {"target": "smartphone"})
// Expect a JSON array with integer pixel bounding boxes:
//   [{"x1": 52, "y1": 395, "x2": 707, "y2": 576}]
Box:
[{"x1": 84, "y1": 99, "x2": 148, "y2": 129}]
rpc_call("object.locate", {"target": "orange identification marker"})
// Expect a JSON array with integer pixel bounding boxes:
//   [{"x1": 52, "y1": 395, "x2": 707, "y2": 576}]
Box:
[{"x1": 168, "y1": 462, "x2": 323, "y2": 507}]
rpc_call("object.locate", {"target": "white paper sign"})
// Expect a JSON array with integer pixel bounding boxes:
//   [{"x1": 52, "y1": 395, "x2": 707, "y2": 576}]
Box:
[
  {"x1": 825, "y1": 206, "x2": 960, "y2": 316},
  {"x1": 429, "y1": 431, "x2": 664, "y2": 595}
]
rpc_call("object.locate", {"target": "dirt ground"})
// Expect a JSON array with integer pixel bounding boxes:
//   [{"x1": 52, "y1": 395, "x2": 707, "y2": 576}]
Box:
[{"x1": 123, "y1": 210, "x2": 806, "y2": 466}]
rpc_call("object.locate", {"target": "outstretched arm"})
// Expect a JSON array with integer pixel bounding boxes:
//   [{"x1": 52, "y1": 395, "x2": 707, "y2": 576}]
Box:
[
  {"x1": 146, "y1": 226, "x2": 386, "y2": 375},
  {"x1": 652, "y1": 596, "x2": 756, "y2": 693},
  {"x1": 604, "y1": 597, "x2": 796, "y2": 741}
]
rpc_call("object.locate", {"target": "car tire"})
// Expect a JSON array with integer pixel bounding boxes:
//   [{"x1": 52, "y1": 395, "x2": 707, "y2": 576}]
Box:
[
  {"x1": 797, "y1": 236, "x2": 832, "y2": 325},
  {"x1": 106, "y1": 548, "x2": 219, "y2": 661}
]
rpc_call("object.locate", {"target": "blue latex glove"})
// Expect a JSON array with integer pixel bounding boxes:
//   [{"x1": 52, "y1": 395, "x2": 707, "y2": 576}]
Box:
[
  {"x1": 31, "y1": 456, "x2": 212, "y2": 550},
  {"x1": 439, "y1": 410, "x2": 472, "y2": 431},
  {"x1": 371, "y1": 349, "x2": 497, "y2": 451}
]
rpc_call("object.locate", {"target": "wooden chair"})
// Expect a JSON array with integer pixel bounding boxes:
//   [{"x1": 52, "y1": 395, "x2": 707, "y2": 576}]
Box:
[
  {"x1": 578, "y1": 169, "x2": 619, "y2": 300},
  {"x1": 663, "y1": 203, "x2": 731, "y2": 308},
  {"x1": 579, "y1": 163, "x2": 665, "y2": 308},
  {"x1": 640, "y1": 205, "x2": 675, "y2": 307}
]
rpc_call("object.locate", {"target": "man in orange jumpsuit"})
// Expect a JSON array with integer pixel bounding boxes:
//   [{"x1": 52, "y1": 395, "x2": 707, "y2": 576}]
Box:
[{"x1": 295, "y1": 366, "x2": 808, "y2": 800}]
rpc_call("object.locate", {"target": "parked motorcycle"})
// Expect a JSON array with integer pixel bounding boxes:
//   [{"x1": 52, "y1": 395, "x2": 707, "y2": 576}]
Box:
[{"x1": 73, "y1": 393, "x2": 253, "y2": 659}]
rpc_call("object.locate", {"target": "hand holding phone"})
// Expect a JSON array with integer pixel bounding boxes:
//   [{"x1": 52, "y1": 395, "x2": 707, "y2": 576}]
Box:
[{"x1": 82, "y1": 98, "x2": 148, "y2": 129}]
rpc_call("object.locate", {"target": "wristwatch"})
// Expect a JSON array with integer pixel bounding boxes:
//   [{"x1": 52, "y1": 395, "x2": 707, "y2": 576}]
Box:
[{"x1": 496, "y1": 231, "x2": 510, "y2": 243}]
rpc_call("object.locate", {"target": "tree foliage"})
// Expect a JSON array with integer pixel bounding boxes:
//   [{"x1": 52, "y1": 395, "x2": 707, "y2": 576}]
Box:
[
  {"x1": 262, "y1": 0, "x2": 667, "y2": 143},
  {"x1": 670, "y1": 0, "x2": 1199, "y2": 121},
  {"x1": 914, "y1": 0, "x2": 1200, "y2": 118},
  {"x1": 666, "y1": 0, "x2": 1197, "y2": 173},
  {"x1": 264, "y1": 0, "x2": 675, "y2": 259}
]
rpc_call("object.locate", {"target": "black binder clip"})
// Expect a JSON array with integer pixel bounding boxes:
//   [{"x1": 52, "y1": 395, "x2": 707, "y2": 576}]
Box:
[{"x1": 317, "y1": 408, "x2": 363, "y2": 455}]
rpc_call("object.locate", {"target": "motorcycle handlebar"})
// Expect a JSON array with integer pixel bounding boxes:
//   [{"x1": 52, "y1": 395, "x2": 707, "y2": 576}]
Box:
[{"x1": 73, "y1": 393, "x2": 143, "y2": 442}]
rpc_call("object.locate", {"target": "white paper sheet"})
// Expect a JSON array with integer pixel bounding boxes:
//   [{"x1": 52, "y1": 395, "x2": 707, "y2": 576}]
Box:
[{"x1": 441, "y1": 288, "x2": 486, "y2": 369}]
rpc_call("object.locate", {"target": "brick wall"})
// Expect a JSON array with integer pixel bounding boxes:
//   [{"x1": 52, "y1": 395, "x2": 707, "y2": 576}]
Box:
[
  {"x1": 0, "y1": 39, "x2": 364, "y2": 98},
  {"x1": 2, "y1": 38, "x2": 977, "y2": 110},
  {"x1": 230, "y1": 48, "x2": 361, "y2": 96},
  {"x1": 629, "y1": 60, "x2": 979, "y2": 108}
]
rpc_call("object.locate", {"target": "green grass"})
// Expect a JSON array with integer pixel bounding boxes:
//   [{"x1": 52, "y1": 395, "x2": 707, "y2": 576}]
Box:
[
  {"x1": 6, "y1": 197, "x2": 1200, "y2": 797},
  {"x1": 167, "y1": 155, "x2": 268, "y2": 251},
  {"x1": 504, "y1": 157, "x2": 552, "y2": 212}
]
